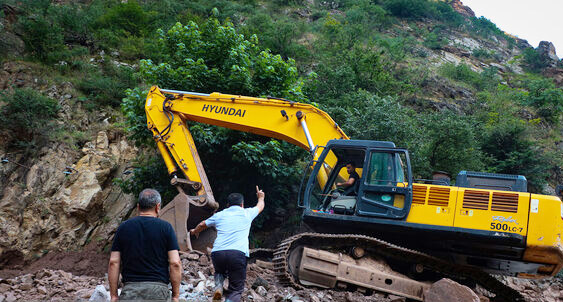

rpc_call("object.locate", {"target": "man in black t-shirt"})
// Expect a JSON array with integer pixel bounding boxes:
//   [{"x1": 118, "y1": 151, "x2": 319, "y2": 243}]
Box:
[
  {"x1": 336, "y1": 161, "x2": 360, "y2": 195},
  {"x1": 108, "y1": 189, "x2": 182, "y2": 302}
]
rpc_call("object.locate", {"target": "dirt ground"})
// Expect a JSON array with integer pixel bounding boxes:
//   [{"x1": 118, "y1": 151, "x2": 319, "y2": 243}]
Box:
[{"x1": 0, "y1": 242, "x2": 109, "y2": 279}]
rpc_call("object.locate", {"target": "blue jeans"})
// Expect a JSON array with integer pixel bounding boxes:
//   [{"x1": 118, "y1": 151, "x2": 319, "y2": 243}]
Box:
[{"x1": 211, "y1": 250, "x2": 247, "y2": 302}]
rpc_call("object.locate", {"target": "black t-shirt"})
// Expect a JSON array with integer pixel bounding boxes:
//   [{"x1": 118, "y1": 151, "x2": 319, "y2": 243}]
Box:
[
  {"x1": 348, "y1": 170, "x2": 360, "y2": 195},
  {"x1": 111, "y1": 216, "x2": 179, "y2": 283},
  {"x1": 349, "y1": 170, "x2": 360, "y2": 183}
]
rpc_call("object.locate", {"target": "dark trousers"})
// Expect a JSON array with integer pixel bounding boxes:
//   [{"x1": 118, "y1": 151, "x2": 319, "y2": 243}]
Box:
[{"x1": 211, "y1": 250, "x2": 247, "y2": 302}]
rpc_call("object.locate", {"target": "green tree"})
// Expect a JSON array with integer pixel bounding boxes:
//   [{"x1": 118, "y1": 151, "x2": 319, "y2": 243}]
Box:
[
  {"x1": 522, "y1": 48, "x2": 549, "y2": 72},
  {"x1": 418, "y1": 111, "x2": 484, "y2": 177},
  {"x1": 481, "y1": 121, "x2": 549, "y2": 191},
  {"x1": 139, "y1": 18, "x2": 302, "y2": 99},
  {"x1": 95, "y1": 0, "x2": 152, "y2": 36}
]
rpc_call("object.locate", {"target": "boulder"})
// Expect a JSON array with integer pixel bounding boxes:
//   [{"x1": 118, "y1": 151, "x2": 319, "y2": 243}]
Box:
[
  {"x1": 88, "y1": 285, "x2": 109, "y2": 302},
  {"x1": 256, "y1": 285, "x2": 268, "y2": 297},
  {"x1": 424, "y1": 278, "x2": 479, "y2": 302},
  {"x1": 538, "y1": 41, "x2": 559, "y2": 64},
  {"x1": 252, "y1": 276, "x2": 270, "y2": 289}
]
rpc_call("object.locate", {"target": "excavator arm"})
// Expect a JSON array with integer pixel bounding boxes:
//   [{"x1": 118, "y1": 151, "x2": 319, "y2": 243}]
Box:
[{"x1": 145, "y1": 86, "x2": 348, "y2": 251}]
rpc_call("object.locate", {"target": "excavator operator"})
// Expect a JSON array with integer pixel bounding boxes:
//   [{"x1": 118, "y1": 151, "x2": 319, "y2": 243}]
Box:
[{"x1": 336, "y1": 161, "x2": 360, "y2": 196}]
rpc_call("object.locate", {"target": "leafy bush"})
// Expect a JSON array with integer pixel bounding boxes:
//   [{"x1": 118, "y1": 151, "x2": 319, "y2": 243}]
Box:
[
  {"x1": 469, "y1": 16, "x2": 504, "y2": 38},
  {"x1": 382, "y1": 0, "x2": 462, "y2": 25},
  {"x1": 472, "y1": 48, "x2": 495, "y2": 59},
  {"x1": 328, "y1": 90, "x2": 426, "y2": 171},
  {"x1": 0, "y1": 88, "x2": 59, "y2": 153},
  {"x1": 77, "y1": 61, "x2": 138, "y2": 108},
  {"x1": 439, "y1": 63, "x2": 499, "y2": 90},
  {"x1": 440, "y1": 63, "x2": 480, "y2": 85},
  {"x1": 424, "y1": 29, "x2": 447, "y2": 50},
  {"x1": 418, "y1": 111, "x2": 484, "y2": 177},
  {"x1": 480, "y1": 120, "x2": 549, "y2": 191},
  {"x1": 522, "y1": 79, "x2": 563, "y2": 123},
  {"x1": 140, "y1": 18, "x2": 303, "y2": 98},
  {"x1": 242, "y1": 14, "x2": 309, "y2": 61},
  {"x1": 306, "y1": 42, "x2": 401, "y2": 101},
  {"x1": 94, "y1": 0, "x2": 153, "y2": 36},
  {"x1": 122, "y1": 87, "x2": 152, "y2": 147},
  {"x1": 383, "y1": 0, "x2": 427, "y2": 19},
  {"x1": 52, "y1": 3, "x2": 101, "y2": 46},
  {"x1": 114, "y1": 155, "x2": 179, "y2": 207},
  {"x1": 18, "y1": 13, "x2": 64, "y2": 62},
  {"x1": 522, "y1": 48, "x2": 549, "y2": 72}
]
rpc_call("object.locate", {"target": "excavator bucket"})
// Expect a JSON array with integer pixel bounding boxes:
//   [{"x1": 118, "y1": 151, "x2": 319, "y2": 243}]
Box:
[{"x1": 159, "y1": 193, "x2": 217, "y2": 253}]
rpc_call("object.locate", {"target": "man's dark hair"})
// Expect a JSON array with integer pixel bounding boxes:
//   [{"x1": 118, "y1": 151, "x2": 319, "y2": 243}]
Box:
[
  {"x1": 346, "y1": 161, "x2": 356, "y2": 168},
  {"x1": 138, "y1": 188, "x2": 162, "y2": 210},
  {"x1": 227, "y1": 193, "x2": 244, "y2": 207}
]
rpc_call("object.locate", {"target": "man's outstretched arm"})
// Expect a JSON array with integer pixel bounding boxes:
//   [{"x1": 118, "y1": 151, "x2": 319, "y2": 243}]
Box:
[
  {"x1": 168, "y1": 250, "x2": 182, "y2": 302},
  {"x1": 256, "y1": 186, "x2": 265, "y2": 213},
  {"x1": 108, "y1": 251, "x2": 121, "y2": 302},
  {"x1": 189, "y1": 221, "x2": 208, "y2": 237}
]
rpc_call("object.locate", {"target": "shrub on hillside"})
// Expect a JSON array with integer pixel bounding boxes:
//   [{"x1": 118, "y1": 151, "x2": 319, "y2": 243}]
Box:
[
  {"x1": 94, "y1": 0, "x2": 153, "y2": 36},
  {"x1": 383, "y1": 0, "x2": 426, "y2": 19},
  {"x1": 382, "y1": 0, "x2": 462, "y2": 25},
  {"x1": 17, "y1": 14, "x2": 64, "y2": 62},
  {"x1": 0, "y1": 88, "x2": 59, "y2": 153},
  {"x1": 440, "y1": 63, "x2": 480, "y2": 86},
  {"x1": 522, "y1": 48, "x2": 550, "y2": 72},
  {"x1": 424, "y1": 29, "x2": 447, "y2": 50},
  {"x1": 439, "y1": 63, "x2": 499, "y2": 90},
  {"x1": 78, "y1": 61, "x2": 138, "y2": 108},
  {"x1": 469, "y1": 16, "x2": 503, "y2": 38},
  {"x1": 523, "y1": 78, "x2": 563, "y2": 123},
  {"x1": 418, "y1": 111, "x2": 484, "y2": 177},
  {"x1": 481, "y1": 121, "x2": 549, "y2": 191}
]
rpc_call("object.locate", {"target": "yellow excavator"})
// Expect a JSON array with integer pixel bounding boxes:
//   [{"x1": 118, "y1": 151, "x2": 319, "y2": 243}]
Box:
[{"x1": 145, "y1": 86, "x2": 563, "y2": 301}]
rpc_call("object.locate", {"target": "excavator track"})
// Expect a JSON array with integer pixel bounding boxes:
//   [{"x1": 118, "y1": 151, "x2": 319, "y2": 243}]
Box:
[{"x1": 272, "y1": 233, "x2": 524, "y2": 302}]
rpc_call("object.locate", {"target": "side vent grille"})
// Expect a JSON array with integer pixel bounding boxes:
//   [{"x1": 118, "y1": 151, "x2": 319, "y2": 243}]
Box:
[
  {"x1": 491, "y1": 192, "x2": 519, "y2": 213},
  {"x1": 428, "y1": 187, "x2": 450, "y2": 207},
  {"x1": 463, "y1": 190, "x2": 490, "y2": 210},
  {"x1": 412, "y1": 185, "x2": 427, "y2": 205}
]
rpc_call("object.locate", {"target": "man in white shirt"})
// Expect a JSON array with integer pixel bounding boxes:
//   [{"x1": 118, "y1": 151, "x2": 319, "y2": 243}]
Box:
[{"x1": 189, "y1": 186, "x2": 265, "y2": 302}]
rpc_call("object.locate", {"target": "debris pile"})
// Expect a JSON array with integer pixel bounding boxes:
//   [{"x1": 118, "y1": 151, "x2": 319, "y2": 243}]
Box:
[
  {"x1": 1, "y1": 249, "x2": 562, "y2": 302},
  {"x1": 0, "y1": 269, "x2": 104, "y2": 302}
]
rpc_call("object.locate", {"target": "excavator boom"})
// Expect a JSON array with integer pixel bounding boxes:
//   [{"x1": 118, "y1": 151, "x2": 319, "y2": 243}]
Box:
[{"x1": 145, "y1": 86, "x2": 347, "y2": 251}]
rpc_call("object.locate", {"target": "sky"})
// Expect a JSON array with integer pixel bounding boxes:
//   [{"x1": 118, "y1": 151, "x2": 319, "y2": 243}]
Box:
[{"x1": 461, "y1": 0, "x2": 562, "y2": 58}]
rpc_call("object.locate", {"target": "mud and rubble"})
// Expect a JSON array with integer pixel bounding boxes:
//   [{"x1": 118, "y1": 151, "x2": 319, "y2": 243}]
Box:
[{"x1": 1, "y1": 247, "x2": 562, "y2": 302}]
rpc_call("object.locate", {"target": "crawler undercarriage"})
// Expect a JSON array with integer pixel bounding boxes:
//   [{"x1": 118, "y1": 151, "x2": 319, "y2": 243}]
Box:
[{"x1": 267, "y1": 233, "x2": 524, "y2": 302}]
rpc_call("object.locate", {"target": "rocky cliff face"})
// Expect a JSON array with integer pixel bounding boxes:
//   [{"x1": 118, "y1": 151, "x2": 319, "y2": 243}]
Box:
[
  {"x1": 0, "y1": 129, "x2": 137, "y2": 261},
  {"x1": 0, "y1": 62, "x2": 138, "y2": 263}
]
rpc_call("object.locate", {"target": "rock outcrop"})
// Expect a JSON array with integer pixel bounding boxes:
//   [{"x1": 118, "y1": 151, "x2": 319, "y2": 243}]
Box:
[
  {"x1": 0, "y1": 130, "x2": 137, "y2": 262},
  {"x1": 448, "y1": 0, "x2": 475, "y2": 18},
  {"x1": 538, "y1": 41, "x2": 560, "y2": 63}
]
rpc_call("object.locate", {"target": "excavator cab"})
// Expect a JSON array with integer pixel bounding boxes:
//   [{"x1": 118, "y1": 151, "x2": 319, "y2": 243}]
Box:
[{"x1": 300, "y1": 140, "x2": 413, "y2": 232}]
